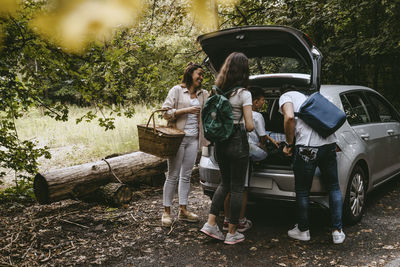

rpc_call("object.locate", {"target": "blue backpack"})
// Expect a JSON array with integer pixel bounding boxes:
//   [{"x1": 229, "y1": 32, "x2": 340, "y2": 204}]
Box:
[
  {"x1": 202, "y1": 86, "x2": 241, "y2": 142},
  {"x1": 295, "y1": 92, "x2": 346, "y2": 138}
]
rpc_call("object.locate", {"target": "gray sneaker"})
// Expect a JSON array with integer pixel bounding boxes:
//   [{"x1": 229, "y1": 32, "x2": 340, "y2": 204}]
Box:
[
  {"x1": 200, "y1": 223, "x2": 225, "y2": 241},
  {"x1": 224, "y1": 231, "x2": 245, "y2": 245}
]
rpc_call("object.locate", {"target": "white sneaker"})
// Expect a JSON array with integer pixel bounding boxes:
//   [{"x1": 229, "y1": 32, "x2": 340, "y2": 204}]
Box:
[
  {"x1": 200, "y1": 222, "x2": 225, "y2": 241},
  {"x1": 332, "y1": 230, "x2": 345, "y2": 244},
  {"x1": 288, "y1": 224, "x2": 310, "y2": 241},
  {"x1": 224, "y1": 231, "x2": 245, "y2": 245}
]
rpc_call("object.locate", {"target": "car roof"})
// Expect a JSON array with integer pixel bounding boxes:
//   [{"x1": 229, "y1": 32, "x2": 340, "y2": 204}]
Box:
[
  {"x1": 248, "y1": 73, "x2": 376, "y2": 97},
  {"x1": 320, "y1": 85, "x2": 376, "y2": 95}
]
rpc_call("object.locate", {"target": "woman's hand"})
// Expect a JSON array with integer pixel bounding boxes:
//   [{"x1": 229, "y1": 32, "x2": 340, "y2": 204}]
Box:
[
  {"x1": 185, "y1": 106, "x2": 201, "y2": 115},
  {"x1": 175, "y1": 106, "x2": 200, "y2": 116}
]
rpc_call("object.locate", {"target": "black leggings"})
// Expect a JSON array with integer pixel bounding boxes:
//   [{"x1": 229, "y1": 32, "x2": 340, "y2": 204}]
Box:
[{"x1": 209, "y1": 125, "x2": 249, "y2": 225}]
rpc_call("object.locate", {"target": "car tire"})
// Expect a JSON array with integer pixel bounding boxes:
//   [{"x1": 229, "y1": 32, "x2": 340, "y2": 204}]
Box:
[{"x1": 343, "y1": 165, "x2": 367, "y2": 225}]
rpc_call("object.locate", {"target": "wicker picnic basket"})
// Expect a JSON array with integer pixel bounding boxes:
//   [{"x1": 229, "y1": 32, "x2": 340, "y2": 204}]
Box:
[{"x1": 137, "y1": 109, "x2": 185, "y2": 158}]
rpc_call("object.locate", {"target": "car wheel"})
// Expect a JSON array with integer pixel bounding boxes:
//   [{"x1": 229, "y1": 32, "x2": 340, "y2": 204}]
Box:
[{"x1": 343, "y1": 165, "x2": 367, "y2": 225}]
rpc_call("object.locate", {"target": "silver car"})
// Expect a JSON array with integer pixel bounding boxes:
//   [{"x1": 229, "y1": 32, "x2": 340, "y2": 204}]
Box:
[{"x1": 197, "y1": 26, "x2": 400, "y2": 224}]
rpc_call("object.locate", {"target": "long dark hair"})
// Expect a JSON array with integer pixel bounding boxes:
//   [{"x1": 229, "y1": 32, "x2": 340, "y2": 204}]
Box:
[
  {"x1": 181, "y1": 62, "x2": 202, "y2": 88},
  {"x1": 215, "y1": 52, "x2": 249, "y2": 92}
]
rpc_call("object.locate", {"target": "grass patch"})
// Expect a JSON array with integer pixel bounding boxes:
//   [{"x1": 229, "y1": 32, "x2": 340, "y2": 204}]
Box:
[{"x1": 14, "y1": 104, "x2": 164, "y2": 169}]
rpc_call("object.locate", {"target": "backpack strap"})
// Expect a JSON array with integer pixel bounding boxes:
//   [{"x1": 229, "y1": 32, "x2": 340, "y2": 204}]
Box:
[
  {"x1": 293, "y1": 90, "x2": 315, "y2": 117},
  {"x1": 213, "y1": 85, "x2": 245, "y2": 126},
  {"x1": 213, "y1": 85, "x2": 242, "y2": 97}
]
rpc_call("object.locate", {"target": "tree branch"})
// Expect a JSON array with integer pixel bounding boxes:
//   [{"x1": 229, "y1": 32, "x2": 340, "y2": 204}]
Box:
[{"x1": 235, "y1": 6, "x2": 249, "y2": 25}]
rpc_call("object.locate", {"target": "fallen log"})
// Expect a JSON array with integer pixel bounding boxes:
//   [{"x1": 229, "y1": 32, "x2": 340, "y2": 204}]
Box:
[
  {"x1": 34, "y1": 151, "x2": 167, "y2": 204},
  {"x1": 98, "y1": 182, "x2": 132, "y2": 206}
]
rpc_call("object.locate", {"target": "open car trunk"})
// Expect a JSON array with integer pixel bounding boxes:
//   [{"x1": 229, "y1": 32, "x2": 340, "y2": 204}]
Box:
[{"x1": 198, "y1": 25, "x2": 322, "y2": 92}]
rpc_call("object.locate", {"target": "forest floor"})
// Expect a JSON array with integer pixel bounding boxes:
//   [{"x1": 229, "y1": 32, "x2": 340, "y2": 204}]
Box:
[{"x1": 1, "y1": 173, "x2": 400, "y2": 267}]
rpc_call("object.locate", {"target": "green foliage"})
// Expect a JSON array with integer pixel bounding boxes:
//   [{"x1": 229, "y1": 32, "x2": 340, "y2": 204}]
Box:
[
  {"x1": 218, "y1": 0, "x2": 400, "y2": 108},
  {"x1": 0, "y1": 0, "x2": 204, "y2": 198},
  {"x1": 1, "y1": 0, "x2": 399, "y2": 200},
  {"x1": 0, "y1": 178, "x2": 35, "y2": 204}
]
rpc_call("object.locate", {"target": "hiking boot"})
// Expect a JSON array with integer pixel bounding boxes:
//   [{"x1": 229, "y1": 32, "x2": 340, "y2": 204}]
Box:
[
  {"x1": 237, "y1": 218, "x2": 252, "y2": 233},
  {"x1": 178, "y1": 210, "x2": 199, "y2": 222},
  {"x1": 224, "y1": 231, "x2": 245, "y2": 245},
  {"x1": 161, "y1": 213, "x2": 172, "y2": 227},
  {"x1": 288, "y1": 224, "x2": 310, "y2": 241},
  {"x1": 200, "y1": 222, "x2": 225, "y2": 241},
  {"x1": 332, "y1": 230, "x2": 346, "y2": 244},
  {"x1": 223, "y1": 218, "x2": 229, "y2": 231}
]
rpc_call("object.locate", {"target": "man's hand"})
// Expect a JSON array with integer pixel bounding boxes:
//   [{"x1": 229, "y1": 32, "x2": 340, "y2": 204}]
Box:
[
  {"x1": 283, "y1": 145, "x2": 293, "y2": 157},
  {"x1": 270, "y1": 138, "x2": 280, "y2": 148}
]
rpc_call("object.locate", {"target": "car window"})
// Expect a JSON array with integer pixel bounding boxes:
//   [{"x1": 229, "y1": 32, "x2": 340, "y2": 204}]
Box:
[
  {"x1": 248, "y1": 56, "x2": 310, "y2": 76},
  {"x1": 340, "y1": 92, "x2": 372, "y2": 125},
  {"x1": 366, "y1": 92, "x2": 400, "y2": 123}
]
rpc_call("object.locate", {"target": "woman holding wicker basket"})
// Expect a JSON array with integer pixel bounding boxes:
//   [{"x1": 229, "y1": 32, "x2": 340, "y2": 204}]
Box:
[{"x1": 161, "y1": 62, "x2": 209, "y2": 227}]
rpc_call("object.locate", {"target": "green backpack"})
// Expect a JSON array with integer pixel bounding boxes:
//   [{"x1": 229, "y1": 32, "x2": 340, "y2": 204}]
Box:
[{"x1": 202, "y1": 86, "x2": 241, "y2": 142}]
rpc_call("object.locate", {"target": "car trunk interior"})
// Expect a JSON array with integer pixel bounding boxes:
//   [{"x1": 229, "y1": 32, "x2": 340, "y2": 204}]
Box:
[
  {"x1": 254, "y1": 98, "x2": 292, "y2": 170},
  {"x1": 248, "y1": 75, "x2": 311, "y2": 170}
]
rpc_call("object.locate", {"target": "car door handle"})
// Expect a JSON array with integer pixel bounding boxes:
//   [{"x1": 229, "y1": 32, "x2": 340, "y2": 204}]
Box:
[
  {"x1": 360, "y1": 134, "x2": 370, "y2": 140},
  {"x1": 387, "y1": 129, "x2": 394, "y2": 135}
]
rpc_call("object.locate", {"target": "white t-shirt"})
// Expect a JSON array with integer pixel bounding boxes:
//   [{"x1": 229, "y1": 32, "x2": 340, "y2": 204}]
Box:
[
  {"x1": 248, "y1": 111, "x2": 266, "y2": 145},
  {"x1": 183, "y1": 98, "x2": 200, "y2": 136},
  {"x1": 228, "y1": 88, "x2": 252, "y2": 124},
  {"x1": 279, "y1": 91, "x2": 337, "y2": 146}
]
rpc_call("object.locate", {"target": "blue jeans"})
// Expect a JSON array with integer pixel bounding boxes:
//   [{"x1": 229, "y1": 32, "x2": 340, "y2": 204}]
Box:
[{"x1": 293, "y1": 143, "x2": 343, "y2": 231}]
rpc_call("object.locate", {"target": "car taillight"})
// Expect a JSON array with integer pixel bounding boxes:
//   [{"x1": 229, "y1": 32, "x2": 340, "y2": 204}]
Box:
[
  {"x1": 304, "y1": 33, "x2": 313, "y2": 46},
  {"x1": 336, "y1": 145, "x2": 342, "y2": 152}
]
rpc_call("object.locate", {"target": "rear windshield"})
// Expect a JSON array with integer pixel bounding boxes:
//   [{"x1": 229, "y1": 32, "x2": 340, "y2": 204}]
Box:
[{"x1": 248, "y1": 56, "x2": 310, "y2": 76}]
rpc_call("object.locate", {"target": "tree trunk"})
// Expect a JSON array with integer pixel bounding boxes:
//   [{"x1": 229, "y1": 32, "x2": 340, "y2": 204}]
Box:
[{"x1": 34, "y1": 151, "x2": 167, "y2": 204}]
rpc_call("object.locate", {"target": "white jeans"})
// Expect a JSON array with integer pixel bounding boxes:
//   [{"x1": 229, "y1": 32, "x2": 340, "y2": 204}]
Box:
[
  {"x1": 163, "y1": 135, "x2": 198, "y2": 207},
  {"x1": 249, "y1": 143, "x2": 267, "y2": 162}
]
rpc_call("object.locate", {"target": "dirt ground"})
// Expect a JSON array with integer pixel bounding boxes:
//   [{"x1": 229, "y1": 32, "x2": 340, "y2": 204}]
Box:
[{"x1": 1, "y1": 174, "x2": 400, "y2": 266}]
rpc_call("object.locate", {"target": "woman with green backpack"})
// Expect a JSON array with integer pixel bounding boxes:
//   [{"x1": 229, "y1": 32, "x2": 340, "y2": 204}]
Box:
[{"x1": 200, "y1": 52, "x2": 254, "y2": 245}]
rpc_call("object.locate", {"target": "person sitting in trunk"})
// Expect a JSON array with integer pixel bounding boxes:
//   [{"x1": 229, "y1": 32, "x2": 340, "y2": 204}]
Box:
[{"x1": 248, "y1": 86, "x2": 280, "y2": 161}]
